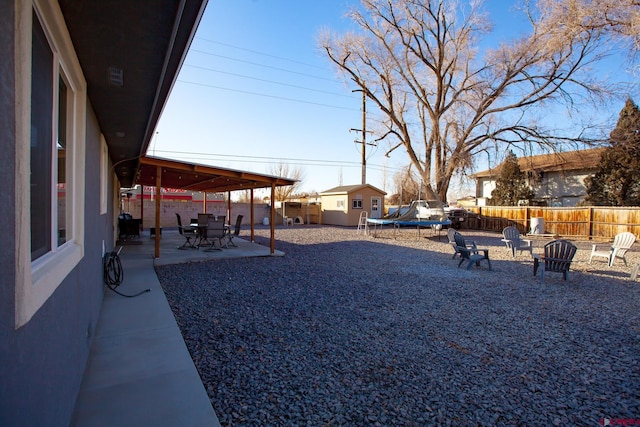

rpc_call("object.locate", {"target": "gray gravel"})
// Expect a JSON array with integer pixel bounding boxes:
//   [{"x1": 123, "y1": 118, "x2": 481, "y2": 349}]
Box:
[{"x1": 156, "y1": 225, "x2": 640, "y2": 426}]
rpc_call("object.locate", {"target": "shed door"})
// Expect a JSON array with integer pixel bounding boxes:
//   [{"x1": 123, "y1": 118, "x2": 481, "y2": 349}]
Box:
[{"x1": 371, "y1": 197, "x2": 381, "y2": 219}]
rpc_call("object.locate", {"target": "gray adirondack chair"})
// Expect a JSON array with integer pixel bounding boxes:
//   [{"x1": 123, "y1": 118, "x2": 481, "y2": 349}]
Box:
[
  {"x1": 448, "y1": 228, "x2": 477, "y2": 260},
  {"x1": 501, "y1": 226, "x2": 533, "y2": 258},
  {"x1": 453, "y1": 231, "x2": 491, "y2": 270},
  {"x1": 534, "y1": 240, "x2": 577, "y2": 282}
]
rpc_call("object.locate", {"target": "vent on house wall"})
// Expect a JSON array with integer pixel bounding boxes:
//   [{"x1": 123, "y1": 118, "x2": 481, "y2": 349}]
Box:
[{"x1": 108, "y1": 66, "x2": 124, "y2": 87}]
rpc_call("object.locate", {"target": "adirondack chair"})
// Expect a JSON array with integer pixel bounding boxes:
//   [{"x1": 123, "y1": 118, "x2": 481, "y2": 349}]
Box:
[
  {"x1": 453, "y1": 231, "x2": 491, "y2": 270},
  {"x1": 448, "y1": 228, "x2": 477, "y2": 260},
  {"x1": 501, "y1": 226, "x2": 533, "y2": 258},
  {"x1": 533, "y1": 240, "x2": 577, "y2": 282},
  {"x1": 589, "y1": 231, "x2": 636, "y2": 267}
]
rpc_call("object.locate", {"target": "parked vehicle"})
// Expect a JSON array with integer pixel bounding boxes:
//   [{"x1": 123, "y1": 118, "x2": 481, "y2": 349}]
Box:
[
  {"x1": 443, "y1": 204, "x2": 468, "y2": 229},
  {"x1": 415, "y1": 200, "x2": 446, "y2": 220}
]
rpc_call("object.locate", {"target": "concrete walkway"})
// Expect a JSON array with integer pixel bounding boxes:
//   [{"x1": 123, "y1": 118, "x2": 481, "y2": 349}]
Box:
[{"x1": 71, "y1": 230, "x2": 283, "y2": 426}]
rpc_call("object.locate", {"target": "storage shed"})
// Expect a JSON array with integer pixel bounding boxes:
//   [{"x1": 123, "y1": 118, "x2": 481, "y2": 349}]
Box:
[{"x1": 320, "y1": 184, "x2": 386, "y2": 226}]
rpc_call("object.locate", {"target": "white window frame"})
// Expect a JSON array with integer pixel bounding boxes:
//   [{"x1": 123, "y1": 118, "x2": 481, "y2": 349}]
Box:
[
  {"x1": 100, "y1": 135, "x2": 108, "y2": 214},
  {"x1": 352, "y1": 199, "x2": 363, "y2": 209},
  {"x1": 15, "y1": 0, "x2": 86, "y2": 328}
]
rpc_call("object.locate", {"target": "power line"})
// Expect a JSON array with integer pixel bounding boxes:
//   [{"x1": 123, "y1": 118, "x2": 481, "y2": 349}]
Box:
[
  {"x1": 181, "y1": 41, "x2": 395, "y2": 119},
  {"x1": 183, "y1": 39, "x2": 444, "y2": 143},
  {"x1": 184, "y1": 64, "x2": 356, "y2": 98},
  {"x1": 153, "y1": 149, "x2": 360, "y2": 165},
  {"x1": 151, "y1": 149, "x2": 403, "y2": 172},
  {"x1": 195, "y1": 37, "x2": 327, "y2": 71},
  {"x1": 190, "y1": 49, "x2": 335, "y2": 82},
  {"x1": 176, "y1": 80, "x2": 359, "y2": 111},
  {"x1": 160, "y1": 154, "x2": 363, "y2": 169}
]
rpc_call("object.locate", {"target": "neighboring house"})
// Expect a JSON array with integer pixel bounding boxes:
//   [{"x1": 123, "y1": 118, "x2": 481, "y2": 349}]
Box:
[
  {"x1": 320, "y1": 184, "x2": 386, "y2": 226},
  {"x1": 1, "y1": 1, "x2": 206, "y2": 425},
  {"x1": 473, "y1": 148, "x2": 605, "y2": 207}
]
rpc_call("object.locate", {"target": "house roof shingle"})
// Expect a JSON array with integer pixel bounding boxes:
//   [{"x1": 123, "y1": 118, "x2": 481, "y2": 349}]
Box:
[
  {"x1": 473, "y1": 148, "x2": 605, "y2": 178},
  {"x1": 320, "y1": 184, "x2": 386, "y2": 195}
]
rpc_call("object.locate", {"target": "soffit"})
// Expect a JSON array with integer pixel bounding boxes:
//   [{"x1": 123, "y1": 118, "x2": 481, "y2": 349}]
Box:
[{"x1": 58, "y1": 0, "x2": 208, "y2": 187}]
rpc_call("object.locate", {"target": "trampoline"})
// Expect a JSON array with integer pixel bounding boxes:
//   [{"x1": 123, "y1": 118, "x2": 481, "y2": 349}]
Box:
[
  {"x1": 365, "y1": 200, "x2": 452, "y2": 239},
  {"x1": 366, "y1": 217, "x2": 452, "y2": 239}
]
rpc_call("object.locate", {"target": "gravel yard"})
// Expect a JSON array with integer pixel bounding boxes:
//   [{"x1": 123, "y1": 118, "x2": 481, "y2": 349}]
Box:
[{"x1": 156, "y1": 225, "x2": 640, "y2": 426}]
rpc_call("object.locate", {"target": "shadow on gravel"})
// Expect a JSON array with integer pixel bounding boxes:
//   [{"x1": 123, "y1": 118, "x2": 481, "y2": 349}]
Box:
[{"x1": 156, "y1": 228, "x2": 640, "y2": 426}]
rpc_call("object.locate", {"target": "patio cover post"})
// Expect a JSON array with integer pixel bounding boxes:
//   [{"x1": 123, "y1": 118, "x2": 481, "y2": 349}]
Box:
[
  {"x1": 250, "y1": 188, "x2": 255, "y2": 242},
  {"x1": 139, "y1": 185, "x2": 144, "y2": 230},
  {"x1": 154, "y1": 166, "x2": 161, "y2": 258},
  {"x1": 203, "y1": 192, "x2": 207, "y2": 213},
  {"x1": 227, "y1": 191, "x2": 231, "y2": 225},
  {"x1": 270, "y1": 184, "x2": 275, "y2": 254}
]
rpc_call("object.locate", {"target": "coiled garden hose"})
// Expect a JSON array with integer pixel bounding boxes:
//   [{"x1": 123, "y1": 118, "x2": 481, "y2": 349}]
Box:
[{"x1": 103, "y1": 248, "x2": 150, "y2": 297}]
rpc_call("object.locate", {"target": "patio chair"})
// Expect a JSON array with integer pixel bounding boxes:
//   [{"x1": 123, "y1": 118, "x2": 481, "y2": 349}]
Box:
[
  {"x1": 589, "y1": 231, "x2": 636, "y2": 267},
  {"x1": 533, "y1": 239, "x2": 577, "y2": 282},
  {"x1": 501, "y1": 226, "x2": 533, "y2": 258},
  {"x1": 453, "y1": 231, "x2": 491, "y2": 270},
  {"x1": 448, "y1": 228, "x2": 477, "y2": 260},
  {"x1": 203, "y1": 217, "x2": 228, "y2": 251},
  {"x1": 225, "y1": 215, "x2": 243, "y2": 247},
  {"x1": 175, "y1": 213, "x2": 197, "y2": 249},
  {"x1": 197, "y1": 213, "x2": 211, "y2": 227}
]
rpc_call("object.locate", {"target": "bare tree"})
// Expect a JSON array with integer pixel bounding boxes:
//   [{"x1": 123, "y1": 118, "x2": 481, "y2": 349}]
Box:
[
  {"x1": 320, "y1": 0, "x2": 627, "y2": 201},
  {"x1": 269, "y1": 162, "x2": 304, "y2": 202},
  {"x1": 388, "y1": 164, "x2": 421, "y2": 204},
  {"x1": 536, "y1": 0, "x2": 640, "y2": 54}
]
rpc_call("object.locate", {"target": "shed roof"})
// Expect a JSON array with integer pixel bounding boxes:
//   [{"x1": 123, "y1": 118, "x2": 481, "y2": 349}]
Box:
[
  {"x1": 320, "y1": 184, "x2": 387, "y2": 195},
  {"x1": 473, "y1": 148, "x2": 605, "y2": 179}
]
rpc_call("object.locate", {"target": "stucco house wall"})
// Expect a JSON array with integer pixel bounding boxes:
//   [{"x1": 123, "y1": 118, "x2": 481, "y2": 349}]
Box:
[
  {"x1": 0, "y1": 4, "x2": 112, "y2": 425},
  {"x1": 474, "y1": 148, "x2": 604, "y2": 207},
  {"x1": 530, "y1": 169, "x2": 595, "y2": 207},
  {"x1": 320, "y1": 184, "x2": 386, "y2": 226}
]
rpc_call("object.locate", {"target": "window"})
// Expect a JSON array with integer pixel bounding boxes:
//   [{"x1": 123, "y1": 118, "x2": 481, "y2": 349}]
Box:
[
  {"x1": 29, "y1": 14, "x2": 54, "y2": 261},
  {"x1": 15, "y1": 1, "x2": 86, "y2": 327},
  {"x1": 31, "y1": 12, "x2": 73, "y2": 258},
  {"x1": 352, "y1": 199, "x2": 363, "y2": 209},
  {"x1": 336, "y1": 199, "x2": 344, "y2": 208},
  {"x1": 100, "y1": 135, "x2": 108, "y2": 214}
]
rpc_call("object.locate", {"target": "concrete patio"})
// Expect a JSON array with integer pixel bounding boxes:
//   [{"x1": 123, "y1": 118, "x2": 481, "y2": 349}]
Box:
[{"x1": 71, "y1": 229, "x2": 282, "y2": 426}]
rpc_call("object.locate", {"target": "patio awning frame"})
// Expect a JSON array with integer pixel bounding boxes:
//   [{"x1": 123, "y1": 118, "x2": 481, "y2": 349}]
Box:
[
  {"x1": 135, "y1": 155, "x2": 296, "y2": 192},
  {"x1": 134, "y1": 155, "x2": 296, "y2": 257}
]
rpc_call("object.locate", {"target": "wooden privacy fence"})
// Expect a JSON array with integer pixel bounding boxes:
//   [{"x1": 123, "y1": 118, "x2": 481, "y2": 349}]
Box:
[{"x1": 465, "y1": 206, "x2": 640, "y2": 240}]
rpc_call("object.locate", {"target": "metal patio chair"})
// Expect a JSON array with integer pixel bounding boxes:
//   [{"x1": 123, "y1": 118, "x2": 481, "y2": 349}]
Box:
[
  {"x1": 225, "y1": 215, "x2": 243, "y2": 247},
  {"x1": 175, "y1": 213, "x2": 197, "y2": 249},
  {"x1": 202, "y1": 216, "x2": 228, "y2": 251}
]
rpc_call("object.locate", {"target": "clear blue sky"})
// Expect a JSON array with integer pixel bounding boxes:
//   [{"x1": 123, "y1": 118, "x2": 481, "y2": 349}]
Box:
[{"x1": 152, "y1": 0, "x2": 638, "y2": 200}]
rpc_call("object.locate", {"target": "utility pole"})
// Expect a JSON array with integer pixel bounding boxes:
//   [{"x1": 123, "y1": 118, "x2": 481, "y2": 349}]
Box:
[{"x1": 351, "y1": 88, "x2": 367, "y2": 185}]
